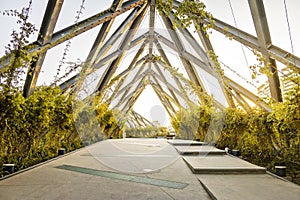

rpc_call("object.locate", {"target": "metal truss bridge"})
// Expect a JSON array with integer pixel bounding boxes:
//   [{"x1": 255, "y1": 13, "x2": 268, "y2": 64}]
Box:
[{"x1": 1, "y1": 0, "x2": 300, "y2": 129}]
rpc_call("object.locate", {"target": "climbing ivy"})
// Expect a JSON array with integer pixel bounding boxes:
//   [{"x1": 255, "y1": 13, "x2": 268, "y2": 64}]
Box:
[
  {"x1": 216, "y1": 90, "x2": 300, "y2": 184},
  {"x1": 0, "y1": 2, "x2": 124, "y2": 177},
  {"x1": 0, "y1": 0, "x2": 37, "y2": 93},
  {"x1": 156, "y1": 0, "x2": 300, "y2": 184},
  {"x1": 0, "y1": 87, "x2": 82, "y2": 175},
  {"x1": 156, "y1": 0, "x2": 214, "y2": 32},
  {"x1": 126, "y1": 126, "x2": 168, "y2": 138}
]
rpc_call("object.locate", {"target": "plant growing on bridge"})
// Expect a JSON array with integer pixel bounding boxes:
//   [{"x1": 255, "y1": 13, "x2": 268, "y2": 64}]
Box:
[
  {"x1": 0, "y1": 2, "x2": 125, "y2": 176},
  {"x1": 216, "y1": 87, "x2": 300, "y2": 184},
  {"x1": 156, "y1": 0, "x2": 214, "y2": 32},
  {"x1": 0, "y1": 87, "x2": 82, "y2": 174},
  {"x1": 0, "y1": 0, "x2": 37, "y2": 93},
  {"x1": 126, "y1": 126, "x2": 168, "y2": 138}
]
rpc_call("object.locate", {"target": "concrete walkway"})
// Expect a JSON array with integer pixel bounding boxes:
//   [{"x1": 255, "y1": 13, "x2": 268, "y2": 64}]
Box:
[
  {"x1": 0, "y1": 139, "x2": 210, "y2": 200},
  {"x1": 0, "y1": 138, "x2": 300, "y2": 200}
]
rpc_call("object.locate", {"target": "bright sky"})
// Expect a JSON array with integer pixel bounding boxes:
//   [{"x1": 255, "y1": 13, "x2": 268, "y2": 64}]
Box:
[{"x1": 1, "y1": 0, "x2": 299, "y2": 125}]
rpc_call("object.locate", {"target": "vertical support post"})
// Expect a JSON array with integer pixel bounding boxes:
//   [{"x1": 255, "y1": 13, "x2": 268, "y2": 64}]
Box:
[
  {"x1": 108, "y1": 41, "x2": 147, "y2": 103},
  {"x1": 97, "y1": 4, "x2": 148, "y2": 93},
  {"x1": 152, "y1": 85, "x2": 174, "y2": 117},
  {"x1": 196, "y1": 21, "x2": 236, "y2": 108},
  {"x1": 85, "y1": 0, "x2": 124, "y2": 69},
  {"x1": 148, "y1": 0, "x2": 155, "y2": 58},
  {"x1": 248, "y1": 0, "x2": 282, "y2": 102},
  {"x1": 150, "y1": 74, "x2": 177, "y2": 113},
  {"x1": 23, "y1": 0, "x2": 64, "y2": 97}
]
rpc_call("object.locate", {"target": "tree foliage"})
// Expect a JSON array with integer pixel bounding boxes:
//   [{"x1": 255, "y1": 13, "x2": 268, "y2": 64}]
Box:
[
  {"x1": 126, "y1": 126, "x2": 168, "y2": 138},
  {"x1": 0, "y1": 2, "x2": 124, "y2": 176},
  {"x1": 216, "y1": 88, "x2": 300, "y2": 184},
  {"x1": 1, "y1": 0, "x2": 300, "y2": 186},
  {"x1": 172, "y1": 86, "x2": 300, "y2": 184},
  {"x1": 0, "y1": 87, "x2": 82, "y2": 175},
  {"x1": 0, "y1": 0, "x2": 37, "y2": 93},
  {"x1": 156, "y1": 0, "x2": 214, "y2": 32}
]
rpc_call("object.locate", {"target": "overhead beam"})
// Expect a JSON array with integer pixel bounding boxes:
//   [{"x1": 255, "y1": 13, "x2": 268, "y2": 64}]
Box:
[
  {"x1": 42, "y1": 0, "x2": 146, "y2": 54},
  {"x1": 155, "y1": 30, "x2": 266, "y2": 110},
  {"x1": 151, "y1": 82, "x2": 179, "y2": 109},
  {"x1": 130, "y1": 110, "x2": 154, "y2": 127},
  {"x1": 234, "y1": 92, "x2": 252, "y2": 111},
  {"x1": 108, "y1": 41, "x2": 147, "y2": 103},
  {"x1": 150, "y1": 76, "x2": 177, "y2": 114},
  {"x1": 119, "y1": 82, "x2": 144, "y2": 111},
  {"x1": 150, "y1": 69, "x2": 195, "y2": 106},
  {"x1": 160, "y1": 13, "x2": 206, "y2": 92},
  {"x1": 228, "y1": 90, "x2": 251, "y2": 112},
  {"x1": 0, "y1": 0, "x2": 146, "y2": 73},
  {"x1": 84, "y1": 0, "x2": 124, "y2": 71},
  {"x1": 153, "y1": 63, "x2": 185, "y2": 98},
  {"x1": 109, "y1": 57, "x2": 148, "y2": 103},
  {"x1": 23, "y1": 0, "x2": 64, "y2": 97},
  {"x1": 149, "y1": 0, "x2": 156, "y2": 57},
  {"x1": 152, "y1": 42, "x2": 181, "y2": 104},
  {"x1": 122, "y1": 78, "x2": 146, "y2": 112},
  {"x1": 154, "y1": 32, "x2": 215, "y2": 76},
  {"x1": 126, "y1": 119, "x2": 136, "y2": 129},
  {"x1": 168, "y1": 12, "x2": 210, "y2": 66},
  {"x1": 114, "y1": 66, "x2": 148, "y2": 108},
  {"x1": 58, "y1": 50, "x2": 120, "y2": 91},
  {"x1": 97, "y1": 4, "x2": 148, "y2": 93},
  {"x1": 126, "y1": 118, "x2": 139, "y2": 128},
  {"x1": 59, "y1": 74, "x2": 78, "y2": 91},
  {"x1": 226, "y1": 77, "x2": 271, "y2": 111},
  {"x1": 195, "y1": 22, "x2": 235, "y2": 108},
  {"x1": 116, "y1": 54, "x2": 148, "y2": 79},
  {"x1": 59, "y1": 33, "x2": 149, "y2": 92},
  {"x1": 248, "y1": 0, "x2": 282, "y2": 102},
  {"x1": 155, "y1": 20, "x2": 270, "y2": 110},
  {"x1": 155, "y1": 60, "x2": 198, "y2": 105},
  {"x1": 172, "y1": 0, "x2": 300, "y2": 68},
  {"x1": 151, "y1": 84, "x2": 174, "y2": 117},
  {"x1": 93, "y1": 6, "x2": 141, "y2": 66},
  {"x1": 200, "y1": 17, "x2": 300, "y2": 69},
  {"x1": 152, "y1": 59, "x2": 181, "y2": 105},
  {"x1": 150, "y1": 74, "x2": 178, "y2": 110},
  {"x1": 130, "y1": 111, "x2": 144, "y2": 127},
  {"x1": 117, "y1": 69, "x2": 148, "y2": 100},
  {"x1": 129, "y1": 32, "x2": 149, "y2": 48}
]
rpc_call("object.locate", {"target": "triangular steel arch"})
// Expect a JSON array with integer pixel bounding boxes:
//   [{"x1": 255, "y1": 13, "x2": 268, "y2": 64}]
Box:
[{"x1": 3, "y1": 0, "x2": 300, "y2": 128}]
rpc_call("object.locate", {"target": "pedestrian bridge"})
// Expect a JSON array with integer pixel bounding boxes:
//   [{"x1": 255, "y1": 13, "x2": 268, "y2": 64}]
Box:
[
  {"x1": 1, "y1": 138, "x2": 300, "y2": 200},
  {"x1": 1, "y1": 0, "x2": 300, "y2": 199}
]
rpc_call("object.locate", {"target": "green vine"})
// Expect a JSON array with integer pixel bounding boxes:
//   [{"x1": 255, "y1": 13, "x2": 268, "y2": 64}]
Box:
[
  {"x1": 126, "y1": 126, "x2": 168, "y2": 138},
  {"x1": 156, "y1": 0, "x2": 214, "y2": 33},
  {"x1": 217, "y1": 94, "x2": 300, "y2": 184},
  {"x1": 0, "y1": 0, "x2": 37, "y2": 93},
  {"x1": 249, "y1": 49, "x2": 273, "y2": 79},
  {"x1": 152, "y1": 55, "x2": 222, "y2": 141},
  {"x1": 0, "y1": 2, "x2": 126, "y2": 177}
]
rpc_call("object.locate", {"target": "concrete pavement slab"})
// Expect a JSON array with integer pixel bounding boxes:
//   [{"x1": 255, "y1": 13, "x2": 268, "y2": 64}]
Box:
[
  {"x1": 1, "y1": 138, "x2": 299, "y2": 200},
  {"x1": 0, "y1": 139, "x2": 211, "y2": 200},
  {"x1": 183, "y1": 155, "x2": 266, "y2": 174},
  {"x1": 167, "y1": 139, "x2": 208, "y2": 146},
  {"x1": 86, "y1": 138, "x2": 180, "y2": 173},
  {"x1": 197, "y1": 174, "x2": 300, "y2": 200},
  {"x1": 175, "y1": 145, "x2": 226, "y2": 155}
]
